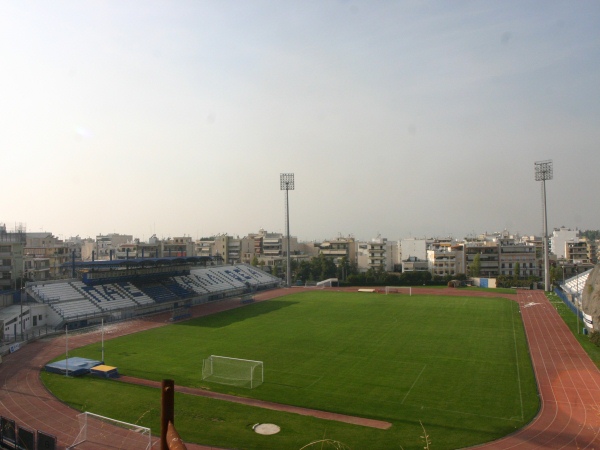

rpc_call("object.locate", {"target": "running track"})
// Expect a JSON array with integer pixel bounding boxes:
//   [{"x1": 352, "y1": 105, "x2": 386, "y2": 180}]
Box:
[{"x1": 0, "y1": 288, "x2": 599, "y2": 449}]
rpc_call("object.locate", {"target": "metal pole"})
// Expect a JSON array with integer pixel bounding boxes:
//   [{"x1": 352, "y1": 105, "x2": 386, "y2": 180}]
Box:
[
  {"x1": 280, "y1": 173, "x2": 294, "y2": 288},
  {"x1": 20, "y1": 277, "x2": 23, "y2": 341},
  {"x1": 65, "y1": 326, "x2": 69, "y2": 377},
  {"x1": 535, "y1": 160, "x2": 553, "y2": 292},
  {"x1": 542, "y1": 179, "x2": 550, "y2": 291},
  {"x1": 285, "y1": 188, "x2": 291, "y2": 288},
  {"x1": 102, "y1": 318, "x2": 105, "y2": 363},
  {"x1": 577, "y1": 268, "x2": 580, "y2": 334}
]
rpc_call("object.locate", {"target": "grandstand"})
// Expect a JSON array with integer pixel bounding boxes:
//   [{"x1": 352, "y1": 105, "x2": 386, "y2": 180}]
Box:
[
  {"x1": 13, "y1": 260, "x2": 280, "y2": 336},
  {"x1": 561, "y1": 269, "x2": 592, "y2": 298}
]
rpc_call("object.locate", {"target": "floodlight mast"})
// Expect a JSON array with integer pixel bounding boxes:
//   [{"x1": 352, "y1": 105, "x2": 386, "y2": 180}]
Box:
[
  {"x1": 535, "y1": 160, "x2": 553, "y2": 291},
  {"x1": 280, "y1": 173, "x2": 294, "y2": 288}
]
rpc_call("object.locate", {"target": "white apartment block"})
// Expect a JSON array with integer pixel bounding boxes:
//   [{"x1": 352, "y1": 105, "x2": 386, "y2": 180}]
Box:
[
  {"x1": 401, "y1": 238, "x2": 428, "y2": 261},
  {"x1": 427, "y1": 249, "x2": 460, "y2": 277},
  {"x1": 357, "y1": 237, "x2": 397, "y2": 272},
  {"x1": 550, "y1": 227, "x2": 579, "y2": 259}
]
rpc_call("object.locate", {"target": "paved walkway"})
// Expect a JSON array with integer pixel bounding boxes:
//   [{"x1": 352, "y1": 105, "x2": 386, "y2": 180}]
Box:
[{"x1": 1, "y1": 288, "x2": 600, "y2": 448}]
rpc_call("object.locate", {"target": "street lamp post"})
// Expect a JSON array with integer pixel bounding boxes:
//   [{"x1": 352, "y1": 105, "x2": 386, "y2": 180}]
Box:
[
  {"x1": 535, "y1": 160, "x2": 553, "y2": 291},
  {"x1": 280, "y1": 173, "x2": 294, "y2": 288}
]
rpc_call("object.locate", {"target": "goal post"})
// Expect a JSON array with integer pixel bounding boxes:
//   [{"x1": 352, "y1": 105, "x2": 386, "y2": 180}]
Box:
[
  {"x1": 202, "y1": 355, "x2": 264, "y2": 389},
  {"x1": 385, "y1": 286, "x2": 412, "y2": 296},
  {"x1": 71, "y1": 412, "x2": 152, "y2": 450}
]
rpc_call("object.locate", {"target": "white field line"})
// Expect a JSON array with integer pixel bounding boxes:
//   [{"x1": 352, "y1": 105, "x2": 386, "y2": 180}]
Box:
[{"x1": 401, "y1": 365, "x2": 427, "y2": 404}]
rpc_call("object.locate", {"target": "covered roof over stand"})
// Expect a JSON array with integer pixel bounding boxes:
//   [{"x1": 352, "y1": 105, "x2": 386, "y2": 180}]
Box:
[{"x1": 61, "y1": 256, "x2": 220, "y2": 270}]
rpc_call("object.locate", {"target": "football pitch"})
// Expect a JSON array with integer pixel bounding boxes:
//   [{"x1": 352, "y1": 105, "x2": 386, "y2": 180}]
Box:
[{"x1": 42, "y1": 291, "x2": 539, "y2": 449}]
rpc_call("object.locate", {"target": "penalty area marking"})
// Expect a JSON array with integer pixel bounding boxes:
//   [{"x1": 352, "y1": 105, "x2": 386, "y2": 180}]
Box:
[{"x1": 401, "y1": 365, "x2": 427, "y2": 404}]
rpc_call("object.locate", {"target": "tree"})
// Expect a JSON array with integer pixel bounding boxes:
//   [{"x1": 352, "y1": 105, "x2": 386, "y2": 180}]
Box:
[
  {"x1": 251, "y1": 255, "x2": 259, "y2": 267},
  {"x1": 296, "y1": 260, "x2": 312, "y2": 284},
  {"x1": 513, "y1": 262, "x2": 520, "y2": 279},
  {"x1": 550, "y1": 265, "x2": 562, "y2": 286},
  {"x1": 469, "y1": 254, "x2": 481, "y2": 277},
  {"x1": 336, "y1": 256, "x2": 349, "y2": 281}
]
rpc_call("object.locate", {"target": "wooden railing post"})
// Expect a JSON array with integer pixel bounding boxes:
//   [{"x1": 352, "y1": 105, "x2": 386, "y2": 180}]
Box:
[
  {"x1": 167, "y1": 421, "x2": 187, "y2": 450},
  {"x1": 161, "y1": 379, "x2": 175, "y2": 450}
]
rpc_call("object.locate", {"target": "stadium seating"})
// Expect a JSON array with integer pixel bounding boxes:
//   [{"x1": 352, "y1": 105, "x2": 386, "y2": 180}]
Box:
[
  {"x1": 172, "y1": 276, "x2": 209, "y2": 295},
  {"x1": 562, "y1": 269, "x2": 592, "y2": 297},
  {"x1": 162, "y1": 279, "x2": 195, "y2": 298},
  {"x1": 235, "y1": 265, "x2": 281, "y2": 287},
  {"x1": 136, "y1": 283, "x2": 179, "y2": 303},
  {"x1": 49, "y1": 298, "x2": 103, "y2": 319},
  {"x1": 189, "y1": 270, "x2": 236, "y2": 293},
  {"x1": 71, "y1": 281, "x2": 139, "y2": 311},
  {"x1": 27, "y1": 263, "x2": 281, "y2": 327},
  {"x1": 31, "y1": 282, "x2": 85, "y2": 303},
  {"x1": 115, "y1": 282, "x2": 155, "y2": 305}
]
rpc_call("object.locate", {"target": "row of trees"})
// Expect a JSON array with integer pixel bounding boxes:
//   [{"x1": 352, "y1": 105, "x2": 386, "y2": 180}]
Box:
[
  {"x1": 581, "y1": 229, "x2": 600, "y2": 241},
  {"x1": 260, "y1": 254, "x2": 467, "y2": 287},
  {"x1": 256, "y1": 253, "x2": 548, "y2": 288}
]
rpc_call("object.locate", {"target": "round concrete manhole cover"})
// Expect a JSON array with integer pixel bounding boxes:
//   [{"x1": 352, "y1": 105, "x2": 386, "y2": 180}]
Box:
[{"x1": 253, "y1": 423, "x2": 281, "y2": 435}]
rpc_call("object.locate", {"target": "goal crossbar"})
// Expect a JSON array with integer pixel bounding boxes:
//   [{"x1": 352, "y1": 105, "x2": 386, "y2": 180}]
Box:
[{"x1": 385, "y1": 286, "x2": 412, "y2": 296}]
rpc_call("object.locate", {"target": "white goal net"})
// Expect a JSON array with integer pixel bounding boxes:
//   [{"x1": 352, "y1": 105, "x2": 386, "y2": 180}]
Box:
[
  {"x1": 70, "y1": 412, "x2": 152, "y2": 450},
  {"x1": 316, "y1": 278, "x2": 338, "y2": 288},
  {"x1": 385, "y1": 286, "x2": 412, "y2": 296},
  {"x1": 202, "y1": 355, "x2": 264, "y2": 389}
]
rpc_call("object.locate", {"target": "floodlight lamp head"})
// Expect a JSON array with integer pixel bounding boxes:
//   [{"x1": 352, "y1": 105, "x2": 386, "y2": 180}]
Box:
[
  {"x1": 534, "y1": 160, "x2": 553, "y2": 181},
  {"x1": 280, "y1": 173, "x2": 295, "y2": 190}
]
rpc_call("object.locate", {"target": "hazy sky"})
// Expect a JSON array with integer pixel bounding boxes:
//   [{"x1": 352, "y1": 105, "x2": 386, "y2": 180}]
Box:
[{"x1": 1, "y1": 1, "x2": 599, "y2": 242}]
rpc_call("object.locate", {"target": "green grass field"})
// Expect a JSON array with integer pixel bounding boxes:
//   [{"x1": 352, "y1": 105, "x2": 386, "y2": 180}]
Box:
[{"x1": 42, "y1": 291, "x2": 539, "y2": 449}]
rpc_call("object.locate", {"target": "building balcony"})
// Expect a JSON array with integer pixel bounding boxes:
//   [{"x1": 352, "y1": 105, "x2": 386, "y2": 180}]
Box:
[{"x1": 321, "y1": 250, "x2": 347, "y2": 256}]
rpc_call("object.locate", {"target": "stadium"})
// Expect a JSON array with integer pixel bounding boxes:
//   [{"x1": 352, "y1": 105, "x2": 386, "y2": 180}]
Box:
[{"x1": 1, "y1": 259, "x2": 600, "y2": 449}]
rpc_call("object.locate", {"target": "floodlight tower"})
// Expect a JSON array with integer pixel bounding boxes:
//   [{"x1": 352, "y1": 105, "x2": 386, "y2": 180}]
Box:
[
  {"x1": 535, "y1": 160, "x2": 553, "y2": 291},
  {"x1": 280, "y1": 173, "x2": 294, "y2": 287}
]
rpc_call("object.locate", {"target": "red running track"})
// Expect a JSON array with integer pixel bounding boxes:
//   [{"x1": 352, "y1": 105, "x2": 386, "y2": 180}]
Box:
[
  {"x1": 473, "y1": 290, "x2": 600, "y2": 449},
  {"x1": 1, "y1": 289, "x2": 600, "y2": 449}
]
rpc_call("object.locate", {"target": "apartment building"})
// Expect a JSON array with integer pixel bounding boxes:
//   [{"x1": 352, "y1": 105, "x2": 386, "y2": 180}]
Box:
[
  {"x1": 319, "y1": 237, "x2": 356, "y2": 265},
  {"x1": 566, "y1": 238, "x2": 597, "y2": 264},
  {"x1": 95, "y1": 233, "x2": 133, "y2": 259},
  {"x1": 550, "y1": 227, "x2": 578, "y2": 259},
  {"x1": 463, "y1": 242, "x2": 500, "y2": 277},
  {"x1": 25, "y1": 232, "x2": 69, "y2": 279},
  {"x1": 0, "y1": 224, "x2": 25, "y2": 290},
  {"x1": 162, "y1": 236, "x2": 194, "y2": 257},
  {"x1": 427, "y1": 248, "x2": 460, "y2": 277},
  {"x1": 498, "y1": 238, "x2": 538, "y2": 277}
]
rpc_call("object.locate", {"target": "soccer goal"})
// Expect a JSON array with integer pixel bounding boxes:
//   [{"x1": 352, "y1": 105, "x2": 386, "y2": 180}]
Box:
[
  {"x1": 202, "y1": 355, "x2": 264, "y2": 389},
  {"x1": 316, "y1": 278, "x2": 338, "y2": 288},
  {"x1": 70, "y1": 412, "x2": 152, "y2": 450},
  {"x1": 385, "y1": 286, "x2": 412, "y2": 296}
]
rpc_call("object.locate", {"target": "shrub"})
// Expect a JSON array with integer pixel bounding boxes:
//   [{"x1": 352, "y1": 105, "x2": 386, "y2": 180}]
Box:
[{"x1": 589, "y1": 331, "x2": 600, "y2": 347}]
